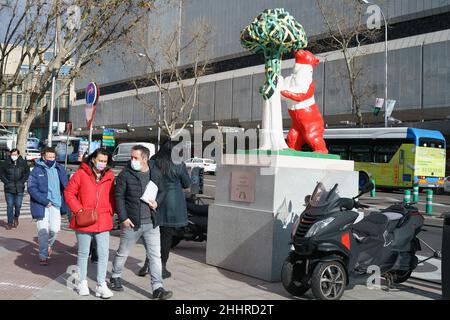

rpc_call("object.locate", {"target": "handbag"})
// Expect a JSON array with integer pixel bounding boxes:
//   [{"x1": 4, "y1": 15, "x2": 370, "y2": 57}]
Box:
[
  {"x1": 75, "y1": 187, "x2": 100, "y2": 227},
  {"x1": 75, "y1": 208, "x2": 98, "y2": 227}
]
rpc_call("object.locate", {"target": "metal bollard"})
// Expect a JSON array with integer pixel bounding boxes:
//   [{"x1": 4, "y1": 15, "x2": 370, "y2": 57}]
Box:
[
  {"x1": 403, "y1": 189, "x2": 411, "y2": 204},
  {"x1": 370, "y1": 180, "x2": 376, "y2": 197},
  {"x1": 413, "y1": 184, "x2": 419, "y2": 202},
  {"x1": 426, "y1": 189, "x2": 433, "y2": 215},
  {"x1": 442, "y1": 213, "x2": 450, "y2": 300}
]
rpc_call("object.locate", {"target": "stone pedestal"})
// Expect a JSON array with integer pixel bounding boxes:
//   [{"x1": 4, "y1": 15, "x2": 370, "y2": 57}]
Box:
[{"x1": 205, "y1": 152, "x2": 358, "y2": 282}]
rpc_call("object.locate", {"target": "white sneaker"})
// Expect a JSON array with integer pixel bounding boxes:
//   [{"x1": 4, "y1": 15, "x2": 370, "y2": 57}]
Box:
[
  {"x1": 95, "y1": 282, "x2": 114, "y2": 299},
  {"x1": 78, "y1": 280, "x2": 90, "y2": 296}
]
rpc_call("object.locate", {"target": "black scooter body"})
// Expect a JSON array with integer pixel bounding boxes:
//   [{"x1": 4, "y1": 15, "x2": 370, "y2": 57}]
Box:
[
  {"x1": 282, "y1": 182, "x2": 424, "y2": 300},
  {"x1": 171, "y1": 197, "x2": 208, "y2": 248}
]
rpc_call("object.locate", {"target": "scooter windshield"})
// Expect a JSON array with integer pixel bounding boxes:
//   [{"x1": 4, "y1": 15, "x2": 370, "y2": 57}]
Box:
[{"x1": 309, "y1": 182, "x2": 340, "y2": 207}]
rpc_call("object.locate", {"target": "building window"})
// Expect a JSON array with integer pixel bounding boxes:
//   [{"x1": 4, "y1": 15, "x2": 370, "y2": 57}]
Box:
[
  {"x1": 16, "y1": 94, "x2": 22, "y2": 107},
  {"x1": 60, "y1": 96, "x2": 65, "y2": 109},
  {"x1": 0, "y1": 94, "x2": 2, "y2": 106},
  {"x1": 16, "y1": 83, "x2": 22, "y2": 92},
  {"x1": 7, "y1": 94, "x2": 12, "y2": 107},
  {"x1": 5, "y1": 111, "x2": 12, "y2": 122},
  {"x1": 56, "y1": 80, "x2": 63, "y2": 92},
  {"x1": 16, "y1": 111, "x2": 21, "y2": 123}
]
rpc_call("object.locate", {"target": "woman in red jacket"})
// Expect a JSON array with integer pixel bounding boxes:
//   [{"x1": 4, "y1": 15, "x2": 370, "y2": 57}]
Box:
[{"x1": 64, "y1": 148, "x2": 115, "y2": 299}]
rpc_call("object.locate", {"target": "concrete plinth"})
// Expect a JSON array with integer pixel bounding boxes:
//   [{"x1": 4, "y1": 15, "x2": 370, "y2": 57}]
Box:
[{"x1": 206, "y1": 153, "x2": 358, "y2": 282}]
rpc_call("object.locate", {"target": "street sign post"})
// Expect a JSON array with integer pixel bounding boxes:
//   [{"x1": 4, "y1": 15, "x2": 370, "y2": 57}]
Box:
[
  {"x1": 64, "y1": 121, "x2": 73, "y2": 168},
  {"x1": 102, "y1": 128, "x2": 115, "y2": 147},
  {"x1": 85, "y1": 82, "x2": 100, "y2": 153},
  {"x1": 373, "y1": 98, "x2": 384, "y2": 116},
  {"x1": 385, "y1": 99, "x2": 396, "y2": 118}
]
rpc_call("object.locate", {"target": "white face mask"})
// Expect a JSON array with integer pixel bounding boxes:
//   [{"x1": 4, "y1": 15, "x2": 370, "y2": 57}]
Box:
[
  {"x1": 131, "y1": 160, "x2": 142, "y2": 171},
  {"x1": 11, "y1": 155, "x2": 18, "y2": 162}
]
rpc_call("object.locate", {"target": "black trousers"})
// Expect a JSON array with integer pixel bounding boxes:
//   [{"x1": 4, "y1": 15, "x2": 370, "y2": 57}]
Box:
[{"x1": 160, "y1": 226, "x2": 174, "y2": 265}]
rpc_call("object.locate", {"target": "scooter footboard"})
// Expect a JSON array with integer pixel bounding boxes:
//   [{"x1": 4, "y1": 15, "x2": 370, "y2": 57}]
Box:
[{"x1": 391, "y1": 252, "x2": 419, "y2": 271}]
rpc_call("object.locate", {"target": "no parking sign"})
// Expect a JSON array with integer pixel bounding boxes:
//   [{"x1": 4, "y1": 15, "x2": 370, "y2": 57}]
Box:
[{"x1": 85, "y1": 82, "x2": 100, "y2": 128}]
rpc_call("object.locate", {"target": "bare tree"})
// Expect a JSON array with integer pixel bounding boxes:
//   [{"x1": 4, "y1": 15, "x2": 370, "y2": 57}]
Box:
[
  {"x1": 315, "y1": 0, "x2": 380, "y2": 127},
  {"x1": 0, "y1": 0, "x2": 155, "y2": 153},
  {"x1": 129, "y1": 11, "x2": 212, "y2": 139}
]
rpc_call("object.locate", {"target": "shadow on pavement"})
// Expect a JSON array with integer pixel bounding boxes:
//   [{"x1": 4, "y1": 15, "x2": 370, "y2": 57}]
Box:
[
  {"x1": 11, "y1": 237, "x2": 78, "y2": 281},
  {"x1": 0, "y1": 220, "x2": 12, "y2": 229},
  {"x1": 392, "y1": 281, "x2": 442, "y2": 300},
  {"x1": 170, "y1": 240, "x2": 298, "y2": 300},
  {"x1": 50, "y1": 247, "x2": 154, "y2": 299},
  {"x1": 171, "y1": 241, "x2": 207, "y2": 264}
]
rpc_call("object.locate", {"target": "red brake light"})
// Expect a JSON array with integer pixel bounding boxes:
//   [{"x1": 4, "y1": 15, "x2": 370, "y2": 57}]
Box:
[{"x1": 341, "y1": 232, "x2": 351, "y2": 250}]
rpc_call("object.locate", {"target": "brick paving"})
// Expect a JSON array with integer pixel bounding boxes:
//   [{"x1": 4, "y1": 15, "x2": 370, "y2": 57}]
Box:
[{"x1": 0, "y1": 215, "x2": 442, "y2": 300}]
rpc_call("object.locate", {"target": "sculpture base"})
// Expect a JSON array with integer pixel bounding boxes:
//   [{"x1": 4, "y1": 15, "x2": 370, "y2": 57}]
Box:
[
  {"x1": 237, "y1": 149, "x2": 340, "y2": 160},
  {"x1": 206, "y1": 154, "x2": 358, "y2": 282}
]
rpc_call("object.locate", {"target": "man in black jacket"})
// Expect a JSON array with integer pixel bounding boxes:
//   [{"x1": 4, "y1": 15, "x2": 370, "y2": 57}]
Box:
[
  {"x1": 0, "y1": 149, "x2": 30, "y2": 230},
  {"x1": 109, "y1": 145, "x2": 172, "y2": 300}
]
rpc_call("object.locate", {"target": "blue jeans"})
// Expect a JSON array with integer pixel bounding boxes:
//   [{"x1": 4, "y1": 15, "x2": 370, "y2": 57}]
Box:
[
  {"x1": 5, "y1": 192, "x2": 24, "y2": 225},
  {"x1": 112, "y1": 223, "x2": 163, "y2": 291},
  {"x1": 76, "y1": 231, "x2": 110, "y2": 284}
]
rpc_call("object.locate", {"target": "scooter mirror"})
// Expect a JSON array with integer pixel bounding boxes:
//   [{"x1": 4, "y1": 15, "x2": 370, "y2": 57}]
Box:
[
  {"x1": 362, "y1": 182, "x2": 375, "y2": 194},
  {"x1": 304, "y1": 195, "x2": 311, "y2": 204}
]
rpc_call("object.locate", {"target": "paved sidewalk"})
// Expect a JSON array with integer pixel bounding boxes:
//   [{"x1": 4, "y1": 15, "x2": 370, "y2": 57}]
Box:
[{"x1": 0, "y1": 216, "x2": 442, "y2": 300}]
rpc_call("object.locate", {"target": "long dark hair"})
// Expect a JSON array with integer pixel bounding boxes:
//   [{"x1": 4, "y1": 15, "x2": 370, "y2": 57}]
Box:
[
  {"x1": 154, "y1": 140, "x2": 178, "y2": 176},
  {"x1": 84, "y1": 148, "x2": 111, "y2": 168}
]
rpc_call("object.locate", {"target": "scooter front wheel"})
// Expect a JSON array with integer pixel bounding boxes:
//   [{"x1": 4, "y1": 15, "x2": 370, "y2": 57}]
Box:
[
  {"x1": 311, "y1": 261, "x2": 347, "y2": 300},
  {"x1": 281, "y1": 257, "x2": 310, "y2": 296}
]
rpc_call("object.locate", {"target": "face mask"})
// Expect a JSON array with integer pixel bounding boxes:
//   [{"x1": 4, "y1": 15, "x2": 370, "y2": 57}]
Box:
[
  {"x1": 95, "y1": 162, "x2": 107, "y2": 171},
  {"x1": 131, "y1": 160, "x2": 142, "y2": 171},
  {"x1": 11, "y1": 156, "x2": 18, "y2": 162},
  {"x1": 45, "y1": 160, "x2": 56, "y2": 167}
]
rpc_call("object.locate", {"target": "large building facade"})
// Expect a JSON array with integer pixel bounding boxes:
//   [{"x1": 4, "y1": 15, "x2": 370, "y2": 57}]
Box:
[
  {"x1": 70, "y1": 0, "x2": 450, "y2": 144},
  {"x1": 0, "y1": 47, "x2": 74, "y2": 142}
]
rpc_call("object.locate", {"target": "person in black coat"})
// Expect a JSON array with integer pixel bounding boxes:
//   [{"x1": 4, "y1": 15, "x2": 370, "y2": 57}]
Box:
[
  {"x1": 0, "y1": 149, "x2": 30, "y2": 229},
  {"x1": 109, "y1": 144, "x2": 172, "y2": 300},
  {"x1": 138, "y1": 141, "x2": 191, "y2": 279}
]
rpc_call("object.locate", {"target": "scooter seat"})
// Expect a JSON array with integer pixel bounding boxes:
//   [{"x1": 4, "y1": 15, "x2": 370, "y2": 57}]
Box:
[
  {"x1": 186, "y1": 202, "x2": 209, "y2": 217},
  {"x1": 352, "y1": 213, "x2": 388, "y2": 238},
  {"x1": 381, "y1": 211, "x2": 403, "y2": 221}
]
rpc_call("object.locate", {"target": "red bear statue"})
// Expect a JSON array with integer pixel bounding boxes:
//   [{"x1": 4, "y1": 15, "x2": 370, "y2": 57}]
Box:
[{"x1": 281, "y1": 50, "x2": 328, "y2": 153}]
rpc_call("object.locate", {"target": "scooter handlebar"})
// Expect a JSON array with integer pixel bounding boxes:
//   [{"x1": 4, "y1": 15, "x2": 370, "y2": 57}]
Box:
[{"x1": 353, "y1": 200, "x2": 370, "y2": 209}]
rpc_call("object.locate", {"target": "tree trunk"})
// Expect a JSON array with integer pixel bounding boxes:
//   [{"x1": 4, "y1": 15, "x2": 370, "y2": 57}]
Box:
[
  {"x1": 16, "y1": 110, "x2": 37, "y2": 154},
  {"x1": 356, "y1": 105, "x2": 363, "y2": 127}
]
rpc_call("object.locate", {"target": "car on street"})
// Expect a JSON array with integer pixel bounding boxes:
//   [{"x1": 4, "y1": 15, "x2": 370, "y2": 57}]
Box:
[
  {"x1": 112, "y1": 142, "x2": 155, "y2": 167},
  {"x1": 444, "y1": 176, "x2": 450, "y2": 193},
  {"x1": 184, "y1": 157, "x2": 216, "y2": 174},
  {"x1": 25, "y1": 148, "x2": 41, "y2": 161}
]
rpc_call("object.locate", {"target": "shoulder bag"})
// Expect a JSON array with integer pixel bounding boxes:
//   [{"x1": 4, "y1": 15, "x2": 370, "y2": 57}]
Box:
[{"x1": 75, "y1": 186, "x2": 100, "y2": 227}]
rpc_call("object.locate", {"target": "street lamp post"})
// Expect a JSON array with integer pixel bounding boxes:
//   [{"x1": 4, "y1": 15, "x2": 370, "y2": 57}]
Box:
[
  {"x1": 157, "y1": 68, "x2": 161, "y2": 152},
  {"x1": 47, "y1": 30, "x2": 58, "y2": 146},
  {"x1": 358, "y1": 0, "x2": 388, "y2": 127}
]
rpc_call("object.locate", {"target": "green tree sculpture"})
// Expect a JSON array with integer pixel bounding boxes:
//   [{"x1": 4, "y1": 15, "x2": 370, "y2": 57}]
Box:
[{"x1": 241, "y1": 8, "x2": 308, "y2": 100}]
